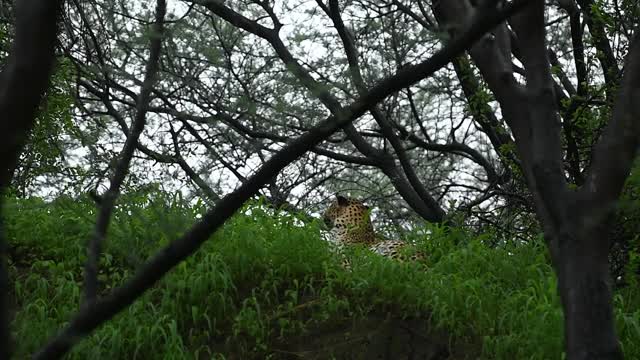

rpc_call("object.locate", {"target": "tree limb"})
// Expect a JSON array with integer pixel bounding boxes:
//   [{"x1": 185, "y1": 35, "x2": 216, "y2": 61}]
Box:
[
  {"x1": 0, "y1": 0, "x2": 63, "y2": 357},
  {"x1": 83, "y1": 0, "x2": 166, "y2": 302},
  {"x1": 583, "y1": 32, "x2": 640, "y2": 219},
  {"x1": 33, "y1": 3, "x2": 530, "y2": 357}
]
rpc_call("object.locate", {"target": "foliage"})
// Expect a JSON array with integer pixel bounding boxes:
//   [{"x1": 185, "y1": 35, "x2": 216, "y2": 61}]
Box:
[
  {"x1": 0, "y1": 8, "x2": 77, "y2": 197},
  {"x1": 4, "y1": 191, "x2": 640, "y2": 359},
  {"x1": 1, "y1": 0, "x2": 639, "y2": 358},
  {"x1": 9, "y1": 57, "x2": 78, "y2": 196}
]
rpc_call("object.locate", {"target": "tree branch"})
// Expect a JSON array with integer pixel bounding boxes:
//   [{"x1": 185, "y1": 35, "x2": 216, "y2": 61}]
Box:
[
  {"x1": 583, "y1": 32, "x2": 640, "y2": 218},
  {"x1": 34, "y1": 3, "x2": 530, "y2": 357},
  {"x1": 169, "y1": 122, "x2": 220, "y2": 201},
  {"x1": 510, "y1": 0, "x2": 568, "y2": 217},
  {"x1": 83, "y1": 0, "x2": 166, "y2": 302},
  {"x1": 0, "y1": 0, "x2": 63, "y2": 357},
  {"x1": 576, "y1": 0, "x2": 621, "y2": 102},
  {"x1": 324, "y1": 0, "x2": 445, "y2": 221}
]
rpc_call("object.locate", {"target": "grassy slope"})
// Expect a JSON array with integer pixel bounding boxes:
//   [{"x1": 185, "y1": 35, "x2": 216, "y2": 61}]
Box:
[{"x1": 4, "y1": 193, "x2": 640, "y2": 359}]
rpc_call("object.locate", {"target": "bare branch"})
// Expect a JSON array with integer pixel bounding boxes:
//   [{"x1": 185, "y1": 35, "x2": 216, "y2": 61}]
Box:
[
  {"x1": 169, "y1": 123, "x2": 220, "y2": 201},
  {"x1": 33, "y1": 4, "x2": 529, "y2": 356},
  {"x1": 83, "y1": 0, "x2": 166, "y2": 302}
]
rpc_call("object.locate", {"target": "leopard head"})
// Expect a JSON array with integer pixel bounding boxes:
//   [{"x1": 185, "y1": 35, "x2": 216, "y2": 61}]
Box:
[{"x1": 322, "y1": 195, "x2": 376, "y2": 245}]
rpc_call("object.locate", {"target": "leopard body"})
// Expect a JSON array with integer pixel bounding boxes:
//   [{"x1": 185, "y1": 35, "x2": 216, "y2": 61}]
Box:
[{"x1": 322, "y1": 195, "x2": 422, "y2": 262}]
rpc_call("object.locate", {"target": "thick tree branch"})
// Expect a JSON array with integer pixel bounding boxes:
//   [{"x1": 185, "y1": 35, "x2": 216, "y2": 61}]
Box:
[
  {"x1": 510, "y1": 0, "x2": 568, "y2": 217},
  {"x1": 565, "y1": 2, "x2": 588, "y2": 97},
  {"x1": 0, "y1": 0, "x2": 63, "y2": 357},
  {"x1": 583, "y1": 33, "x2": 640, "y2": 218},
  {"x1": 33, "y1": 5, "x2": 529, "y2": 356},
  {"x1": 0, "y1": 0, "x2": 62, "y2": 187}
]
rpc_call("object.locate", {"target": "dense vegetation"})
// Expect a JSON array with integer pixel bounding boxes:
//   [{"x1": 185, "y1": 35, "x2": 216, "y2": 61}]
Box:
[
  {"x1": 3, "y1": 0, "x2": 640, "y2": 358},
  {"x1": 5, "y1": 190, "x2": 640, "y2": 359}
]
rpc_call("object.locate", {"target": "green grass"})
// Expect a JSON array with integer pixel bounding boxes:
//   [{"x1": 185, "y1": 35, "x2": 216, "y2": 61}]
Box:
[{"x1": 4, "y1": 192, "x2": 640, "y2": 359}]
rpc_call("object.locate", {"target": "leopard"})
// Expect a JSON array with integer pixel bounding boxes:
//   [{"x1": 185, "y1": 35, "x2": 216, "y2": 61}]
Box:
[{"x1": 322, "y1": 195, "x2": 423, "y2": 263}]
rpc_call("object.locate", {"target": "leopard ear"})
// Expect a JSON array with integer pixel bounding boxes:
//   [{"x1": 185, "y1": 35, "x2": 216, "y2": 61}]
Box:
[{"x1": 336, "y1": 194, "x2": 349, "y2": 206}]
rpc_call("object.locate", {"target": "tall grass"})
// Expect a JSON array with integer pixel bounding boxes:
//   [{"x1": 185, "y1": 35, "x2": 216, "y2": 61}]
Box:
[{"x1": 4, "y1": 192, "x2": 640, "y2": 359}]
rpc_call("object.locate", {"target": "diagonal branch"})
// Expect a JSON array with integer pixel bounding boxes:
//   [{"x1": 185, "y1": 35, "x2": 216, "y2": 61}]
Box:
[
  {"x1": 169, "y1": 122, "x2": 221, "y2": 201},
  {"x1": 205, "y1": 0, "x2": 450, "y2": 221},
  {"x1": 450, "y1": 55, "x2": 515, "y2": 165},
  {"x1": 83, "y1": 0, "x2": 166, "y2": 302},
  {"x1": 33, "y1": 4, "x2": 530, "y2": 357}
]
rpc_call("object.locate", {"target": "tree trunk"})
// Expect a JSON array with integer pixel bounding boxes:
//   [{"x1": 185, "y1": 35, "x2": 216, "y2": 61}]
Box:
[{"x1": 551, "y1": 227, "x2": 623, "y2": 359}]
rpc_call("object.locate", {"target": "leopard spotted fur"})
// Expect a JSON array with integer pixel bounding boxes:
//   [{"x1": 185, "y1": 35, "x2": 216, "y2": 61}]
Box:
[{"x1": 322, "y1": 195, "x2": 422, "y2": 262}]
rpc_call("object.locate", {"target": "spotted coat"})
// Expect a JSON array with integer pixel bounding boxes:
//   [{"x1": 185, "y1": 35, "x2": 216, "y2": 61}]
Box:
[{"x1": 322, "y1": 195, "x2": 422, "y2": 262}]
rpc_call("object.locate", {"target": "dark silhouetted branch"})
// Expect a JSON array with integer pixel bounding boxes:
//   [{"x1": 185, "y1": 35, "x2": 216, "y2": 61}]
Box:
[
  {"x1": 83, "y1": 0, "x2": 166, "y2": 302},
  {"x1": 33, "y1": 3, "x2": 530, "y2": 357},
  {"x1": 584, "y1": 33, "x2": 640, "y2": 218},
  {"x1": 0, "y1": 0, "x2": 63, "y2": 358}
]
